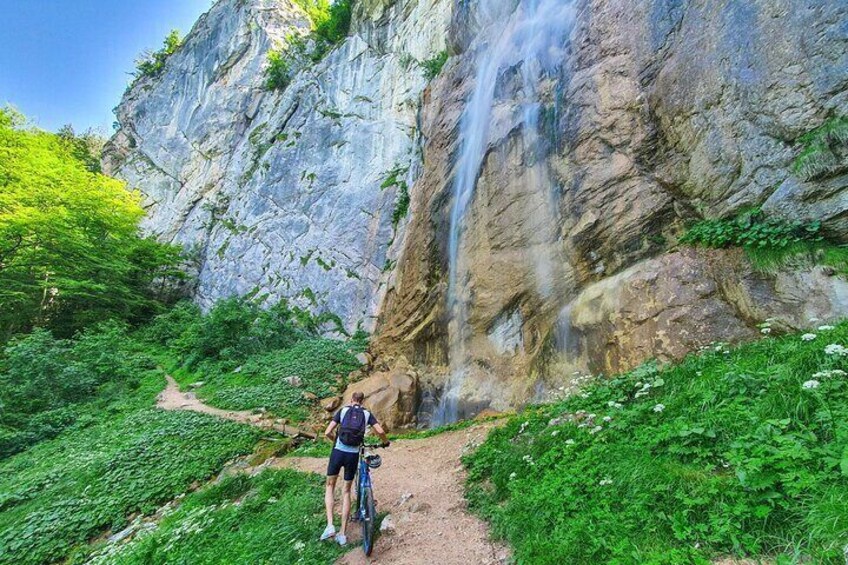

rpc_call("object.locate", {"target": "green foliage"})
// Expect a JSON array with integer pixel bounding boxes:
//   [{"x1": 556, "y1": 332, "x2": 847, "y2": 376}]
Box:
[
  {"x1": 421, "y1": 50, "x2": 449, "y2": 80},
  {"x1": 200, "y1": 338, "x2": 361, "y2": 420},
  {"x1": 90, "y1": 469, "x2": 345, "y2": 564},
  {"x1": 134, "y1": 30, "x2": 183, "y2": 79},
  {"x1": 681, "y1": 209, "x2": 822, "y2": 250},
  {"x1": 265, "y1": 0, "x2": 353, "y2": 91},
  {"x1": 680, "y1": 208, "x2": 848, "y2": 274},
  {"x1": 265, "y1": 48, "x2": 292, "y2": 91},
  {"x1": 0, "y1": 322, "x2": 156, "y2": 458},
  {"x1": 0, "y1": 109, "x2": 185, "y2": 341},
  {"x1": 465, "y1": 324, "x2": 848, "y2": 563},
  {"x1": 56, "y1": 125, "x2": 105, "y2": 174},
  {"x1": 0, "y1": 371, "x2": 260, "y2": 565},
  {"x1": 381, "y1": 165, "x2": 410, "y2": 229},
  {"x1": 793, "y1": 117, "x2": 848, "y2": 181},
  {"x1": 143, "y1": 298, "x2": 363, "y2": 421}
]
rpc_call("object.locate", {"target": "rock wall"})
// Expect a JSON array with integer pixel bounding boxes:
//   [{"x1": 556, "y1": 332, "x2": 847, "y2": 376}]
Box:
[
  {"x1": 373, "y1": 0, "x2": 848, "y2": 411},
  {"x1": 108, "y1": 0, "x2": 848, "y2": 418},
  {"x1": 104, "y1": 0, "x2": 452, "y2": 330}
]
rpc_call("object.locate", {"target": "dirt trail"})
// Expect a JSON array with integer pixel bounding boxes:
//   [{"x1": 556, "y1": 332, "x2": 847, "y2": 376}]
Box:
[
  {"x1": 157, "y1": 376, "x2": 508, "y2": 564},
  {"x1": 279, "y1": 424, "x2": 510, "y2": 565},
  {"x1": 156, "y1": 375, "x2": 313, "y2": 438}
]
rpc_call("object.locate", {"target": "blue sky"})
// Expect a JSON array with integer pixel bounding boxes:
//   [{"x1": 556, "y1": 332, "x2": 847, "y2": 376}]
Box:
[{"x1": 0, "y1": 0, "x2": 212, "y2": 133}]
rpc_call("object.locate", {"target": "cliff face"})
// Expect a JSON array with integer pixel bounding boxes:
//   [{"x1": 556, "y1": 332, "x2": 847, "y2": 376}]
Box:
[
  {"x1": 373, "y1": 0, "x2": 848, "y2": 414},
  {"x1": 105, "y1": 0, "x2": 452, "y2": 330},
  {"x1": 108, "y1": 0, "x2": 848, "y2": 418}
]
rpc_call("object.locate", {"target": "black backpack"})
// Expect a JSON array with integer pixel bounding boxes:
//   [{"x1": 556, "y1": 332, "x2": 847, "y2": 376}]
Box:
[{"x1": 338, "y1": 405, "x2": 367, "y2": 446}]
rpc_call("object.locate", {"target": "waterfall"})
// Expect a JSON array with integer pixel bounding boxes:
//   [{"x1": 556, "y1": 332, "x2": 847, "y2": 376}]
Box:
[{"x1": 433, "y1": 0, "x2": 577, "y2": 425}]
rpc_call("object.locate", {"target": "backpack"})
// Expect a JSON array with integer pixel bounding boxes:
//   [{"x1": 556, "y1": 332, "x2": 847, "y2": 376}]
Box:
[{"x1": 338, "y1": 405, "x2": 367, "y2": 447}]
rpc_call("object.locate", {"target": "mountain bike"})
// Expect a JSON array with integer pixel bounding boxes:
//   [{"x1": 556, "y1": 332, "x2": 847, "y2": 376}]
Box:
[{"x1": 353, "y1": 442, "x2": 387, "y2": 556}]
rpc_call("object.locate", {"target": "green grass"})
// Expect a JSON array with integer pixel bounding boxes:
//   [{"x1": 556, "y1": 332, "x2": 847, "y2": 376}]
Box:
[
  {"x1": 187, "y1": 338, "x2": 361, "y2": 421},
  {"x1": 464, "y1": 323, "x2": 848, "y2": 564},
  {"x1": 0, "y1": 372, "x2": 261, "y2": 565},
  {"x1": 88, "y1": 469, "x2": 346, "y2": 564}
]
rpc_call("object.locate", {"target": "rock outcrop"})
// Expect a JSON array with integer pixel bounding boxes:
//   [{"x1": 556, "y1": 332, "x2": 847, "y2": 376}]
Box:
[
  {"x1": 373, "y1": 0, "x2": 848, "y2": 411},
  {"x1": 108, "y1": 0, "x2": 848, "y2": 419},
  {"x1": 343, "y1": 366, "x2": 419, "y2": 430}
]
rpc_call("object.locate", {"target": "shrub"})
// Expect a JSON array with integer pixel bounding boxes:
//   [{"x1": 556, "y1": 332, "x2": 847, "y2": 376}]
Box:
[
  {"x1": 265, "y1": 48, "x2": 292, "y2": 90},
  {"x1": 465, "y1": 323, "x2": 848, "y2": 563},
  {"x1": 381, "y1": 165, "x2": 411, "y2": 229},
  {"x1": 134, "y1": 30, "x2": 183, "y2": 79},
  {"x1": 680, "y1": 208, "x2": 848, "y2": 274},
  {"x1": 421, "y1": 50, "x2": 449, "y2": 80}
]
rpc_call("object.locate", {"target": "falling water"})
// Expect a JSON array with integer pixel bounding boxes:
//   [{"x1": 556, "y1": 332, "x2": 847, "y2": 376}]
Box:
[{"x1": 433, "y1": 0, "x2": 577, "y2": 425}]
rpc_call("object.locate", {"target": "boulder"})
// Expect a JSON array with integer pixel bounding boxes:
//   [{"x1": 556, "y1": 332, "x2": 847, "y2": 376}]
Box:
[
  {"x1": 283, "y1": 375, "x2": 302, "y2": 387},
  {"x1": 342, "y1": 368, "x2": 418, "y2": 430},
  {"x1": 321, "y1": 396, "x2": 342, "y2": 412}
]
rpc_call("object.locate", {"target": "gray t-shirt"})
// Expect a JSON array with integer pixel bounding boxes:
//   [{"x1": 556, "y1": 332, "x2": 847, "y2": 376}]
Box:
[{"x1": 332, "y1": 405, "x2": 377, "y2": 453}]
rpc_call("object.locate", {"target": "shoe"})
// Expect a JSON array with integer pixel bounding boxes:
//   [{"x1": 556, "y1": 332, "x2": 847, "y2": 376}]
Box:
[
  {"x1": 336, "y1": 533, "x2": 348, "y2": 546},
  {"x1": 320, "y1": 524, "x2": 335, "y2": 541}
]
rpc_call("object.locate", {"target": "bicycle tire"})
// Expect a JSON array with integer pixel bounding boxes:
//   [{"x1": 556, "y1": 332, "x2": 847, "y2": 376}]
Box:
[{"x1": 361, "y1": 486, "x2": 377, "y2": 556}]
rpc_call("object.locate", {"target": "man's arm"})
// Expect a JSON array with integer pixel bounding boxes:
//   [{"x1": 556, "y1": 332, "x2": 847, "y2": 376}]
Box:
[
  {"x1": 372, "y1": 423, "x2": 390, "y2": 447},
  {"x1": 324, "y1": 421, "x2": 338, "y2": 442}
]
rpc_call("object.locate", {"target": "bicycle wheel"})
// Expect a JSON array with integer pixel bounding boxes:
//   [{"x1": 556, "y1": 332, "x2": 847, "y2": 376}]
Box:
[{"x1": 361, "y1": 486, "x2": 377, "y2": 556}]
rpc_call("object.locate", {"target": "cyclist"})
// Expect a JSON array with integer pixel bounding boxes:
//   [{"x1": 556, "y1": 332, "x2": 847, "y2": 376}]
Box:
[{"x1": 321, "y1": 391, "x2": 389, "y2": 546}]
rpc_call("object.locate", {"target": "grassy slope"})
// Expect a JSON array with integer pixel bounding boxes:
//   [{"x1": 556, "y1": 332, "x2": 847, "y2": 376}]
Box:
[
  {"x1": 187, "y1": 338, "x2": 361, "y2": 422},
  {"x1": 0, "y1": 372, "x2": 262, "y2": 565},
  {"x1": 88, "y1": 470, "x2": 345, "y2": 565},
  {"x1": 465, "y1": 324, "x2": 848, "y2": 564}
]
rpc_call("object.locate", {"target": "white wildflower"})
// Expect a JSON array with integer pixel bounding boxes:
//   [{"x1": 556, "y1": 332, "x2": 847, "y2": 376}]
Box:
[
  {"x1": 522, "y1": 454, "x2": 535, "y2": 466},
  {"x1": 603, "y1": 416, "x2": 613, "y2": 423},
  {"x1": 812, "y1": 369, "x2": 846, "y2": 379},
  {"x1": 818, "y1": 325, "x2": 835, "y2": 331},
  {"x1": 760, "y1": 327, "x2": 772, "y2": 335},
  {"x1": 825, "y1": 344, "x2": 848, "y2": 356},
  {"x1": 509, "y1": 472, "x2": 517, "y2": 480},
  {"x1": 801, "y1": 333, "x2": 817, "y2": 341},
  {"x1": 802, "y1": 379, "x2": 821, "y2": 390},
  {"x1": 599, "y1": 478, "x2": 613, "y2": 486},
  {"x1": 653, "y1": 404, "x2": 666, "y2": 413},
  {"x1": 607, "y1": 400, "x2": 623, "y2": 409},
  {"x1": 292, "y1": 540, "x2": 306, "y2": 552},
  {"x1": 551, "y1": 430, "x2": 560, "y2": 437},
  {"x1": 565, "y1": 439, "x2": 575, "y2": 446},
  {"x1": 589, "y1": 425, "x2": 603, "y2": 434}
]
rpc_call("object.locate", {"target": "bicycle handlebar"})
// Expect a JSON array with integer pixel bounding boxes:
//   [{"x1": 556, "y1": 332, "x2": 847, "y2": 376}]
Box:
[{"x1": 362, "y1": 442, "x2": 389, "y2": 449}]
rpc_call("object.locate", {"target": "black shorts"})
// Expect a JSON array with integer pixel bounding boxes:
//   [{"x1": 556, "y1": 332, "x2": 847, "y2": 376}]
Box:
[{"x1": 327, "y1": 448, "x2": 358, "y2": 481}]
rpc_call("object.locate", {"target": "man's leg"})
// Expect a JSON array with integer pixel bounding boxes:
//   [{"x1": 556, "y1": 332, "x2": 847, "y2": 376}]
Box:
[
  {"x1": 339, "y1": 480, "x2": 353, "y2": 537},
  {"x1": 325, "y1": 475, "x2": 337, "y2": 527}
]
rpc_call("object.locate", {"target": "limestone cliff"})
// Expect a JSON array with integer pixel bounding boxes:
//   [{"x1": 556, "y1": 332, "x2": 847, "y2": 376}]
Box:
[
  {"x1": 105, "y1": 0, "x2": 452, "y2": 330},
  {"x1": 108, "y1": 0, "x2": 848, "y2": 420}
]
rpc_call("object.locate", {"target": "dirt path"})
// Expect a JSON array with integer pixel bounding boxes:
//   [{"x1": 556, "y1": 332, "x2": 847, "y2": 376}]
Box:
[
  {"x1": 278, "y1": 424, "x2": 510, "y2": 565},
  {"x1": 156, "y1": 375, "x2": 313, "y2": 438},
  {"x1": 157, "y1": 376, "x2": 508, "y2": 564}
]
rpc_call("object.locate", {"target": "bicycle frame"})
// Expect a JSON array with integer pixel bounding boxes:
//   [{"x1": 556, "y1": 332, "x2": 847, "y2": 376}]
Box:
[{"x1": 355, "y1": 445, "x2": 374, "y2": 519}]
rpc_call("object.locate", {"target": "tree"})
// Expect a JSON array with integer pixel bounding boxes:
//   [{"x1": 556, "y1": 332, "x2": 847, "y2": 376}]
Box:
[{"x1": 0, "y1": 108, "x2": 185, "y2": 341}]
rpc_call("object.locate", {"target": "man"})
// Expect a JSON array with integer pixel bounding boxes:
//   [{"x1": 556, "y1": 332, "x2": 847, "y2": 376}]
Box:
[{"x1": 321, "y1": 391, "x2": 389, "y2": 546}]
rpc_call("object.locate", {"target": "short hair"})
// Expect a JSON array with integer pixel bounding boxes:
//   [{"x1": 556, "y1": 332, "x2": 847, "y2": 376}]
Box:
[{"x1": 352, "y1": 391, "x2": 365, "y2": 403}]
